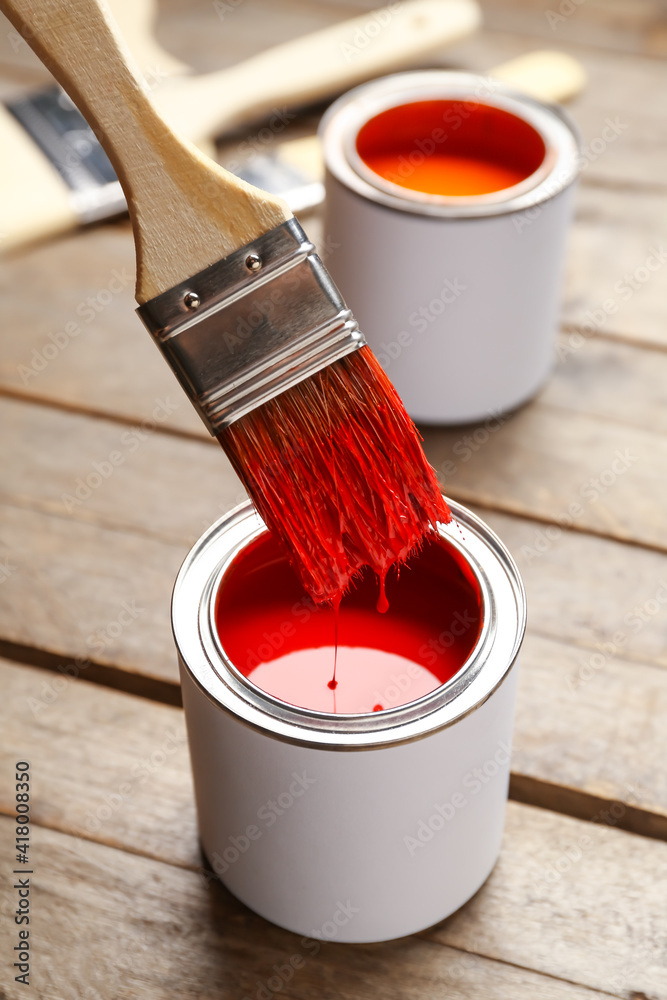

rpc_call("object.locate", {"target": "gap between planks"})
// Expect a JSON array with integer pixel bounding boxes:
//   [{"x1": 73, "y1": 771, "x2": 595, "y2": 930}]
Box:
[
  {"x1": 0, "y1": 638, "x2": 183, "y2": 706},
  {"x1": 4, "y1": 324, "x2": 667, "y2": 434},
  {"x1": 4, "y1": 369, "x2": 667, "y2": 562},
  {"x1": 298, "y1": 0, "x2": 667, "y2": 65},
  {"x1": 0, "y1": 812, "x2": 646, "y2": 1000},
  {"x1": 4, "y1": 468, "x2": 667, "y2": 566},
  {"x1": 2, "y1": 643, "x2": 666, "y2": 844},
  {"x1": 447, "y1": 493, "x2": 667, "y2": 564}
]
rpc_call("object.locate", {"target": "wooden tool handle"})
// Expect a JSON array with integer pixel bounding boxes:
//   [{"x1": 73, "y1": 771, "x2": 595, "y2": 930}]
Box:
[
  {"x1": 156, "y1": 0, "x2": 481, "y2": 144},
  {"x1": 488, "y1": 51, "x2": 587, "y2": 104},
  {"x1": 0, "y1": 0, "x2": 290, "y2": 301}
]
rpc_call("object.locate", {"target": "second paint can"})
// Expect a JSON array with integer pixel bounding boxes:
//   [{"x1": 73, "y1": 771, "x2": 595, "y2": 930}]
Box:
[{"x1": 320, "y1": 71, "x2": 581, "y2": 424}]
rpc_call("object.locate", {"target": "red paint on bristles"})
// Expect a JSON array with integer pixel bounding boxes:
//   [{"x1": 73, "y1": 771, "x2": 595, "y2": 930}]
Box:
[{"x1": 218, "y1": 345, "x2": 451, "y2": 604}]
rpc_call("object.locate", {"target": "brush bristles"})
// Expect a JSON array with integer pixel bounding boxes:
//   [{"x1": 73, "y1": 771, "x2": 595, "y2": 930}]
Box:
[{"x1": 218, "y1": 346, "x2": 451, "y2": 603}]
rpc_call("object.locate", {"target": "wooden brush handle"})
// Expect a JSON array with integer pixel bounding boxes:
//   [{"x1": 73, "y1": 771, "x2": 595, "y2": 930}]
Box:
[
  {"x1": 0, "y1": 0, "x2": 291, "y2": 302},
  {"x1": 489, "y1": 51, "x2": 587, "y2": 104},
  {"x1": 157, "y1": 0, "x2": 481, "y2": 143}
]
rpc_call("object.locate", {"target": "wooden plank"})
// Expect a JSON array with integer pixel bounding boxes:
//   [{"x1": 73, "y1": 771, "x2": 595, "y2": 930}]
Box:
[
  {"x1": 425, "y1": 402, "x2": 667, "y2": 553},
  {"x1": 0, "y1": 223, "x2": 204, "y2": 437},
  {"x1": 543, "y1": 335, "x2": 667, "y2": 433},
  {"x1": 0, "y1": 802, "x2": 665, "y2": 999},
  {"x1": 2, "y1": 184, "x2": 667, "y2": 450},
  {"x1": 0, "y1": 396, "x2": 242, "y2": 545},
  {"x1": 427, "y1": 802, "x2": 667, "y2": 998},
  {"x1": 2, "y1": 652, "x2": 666, "y2": 865},
  {"x1": 462, "y1": 0, "x2": 667, "y2": 59},
  {"x1": 0, "y1": 502, "x2": 182, "y2": 686},
  {"x1": 311, "y1": 0, "x2": 667, "y2": 62},
  {"x1": 484, "y1": 507, "x2": 667, "y2": 669},
  {"x1": 512, "y1": 632, "x2": 667, "y2": 836},
  {"x1": 560, "y1": 185, "x2": 667, "y2": 347},
  {"x1": 0, "y1": 658, "x2": 197, "y2": 866},
  {"x1": 5, "y1": 351, "x2": 667, "y2": 561}
]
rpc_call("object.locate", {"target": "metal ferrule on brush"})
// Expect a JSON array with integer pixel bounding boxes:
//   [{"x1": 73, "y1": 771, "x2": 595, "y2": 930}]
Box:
[{"x1": 136, "y1": 218, "x2": 365, "y2": 434}]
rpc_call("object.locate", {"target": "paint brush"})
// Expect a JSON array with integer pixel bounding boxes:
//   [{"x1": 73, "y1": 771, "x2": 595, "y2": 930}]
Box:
[
  {"x1": 2, "y1": 0, "x2": 451, "y2": 604},
  {"x1": 0, "y1": 0, "x2": 481, "y2": 251}
]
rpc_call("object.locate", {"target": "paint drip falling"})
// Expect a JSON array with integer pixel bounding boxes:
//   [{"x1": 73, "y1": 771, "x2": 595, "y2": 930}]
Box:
[
  {"x1": 327, "y1": 573, "x2": 390, "y2": 711},
  {"x1": 376, "y1": 570, "x2": 389, "y2": 614},
  {"x1": 327, "y1": 594, "x2": 341, "y2": 712}
]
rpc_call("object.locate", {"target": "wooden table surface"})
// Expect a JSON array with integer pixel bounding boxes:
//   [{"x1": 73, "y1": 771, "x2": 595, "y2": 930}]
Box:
[{"x1": 2, "y1": 1, "x2": 667, "y2": 997}]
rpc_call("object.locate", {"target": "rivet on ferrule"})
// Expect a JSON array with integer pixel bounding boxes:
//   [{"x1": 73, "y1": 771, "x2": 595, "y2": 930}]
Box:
[{"x1": 136, "y1": 219, "x2": 366, "y2": 435}]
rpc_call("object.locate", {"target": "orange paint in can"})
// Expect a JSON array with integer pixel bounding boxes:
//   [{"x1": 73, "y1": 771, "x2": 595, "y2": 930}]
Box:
[{"x1": 356, "y1": 100, "x2": 546, "y2": 197}]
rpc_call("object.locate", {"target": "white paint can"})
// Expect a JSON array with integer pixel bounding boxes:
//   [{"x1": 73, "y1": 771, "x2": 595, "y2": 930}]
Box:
[
  {"x1": 320, "y1": 71, "x2": 580, "y2": 424},
  {"x1": 173, "y1": 498, "x2": 525, "y2": 942}
]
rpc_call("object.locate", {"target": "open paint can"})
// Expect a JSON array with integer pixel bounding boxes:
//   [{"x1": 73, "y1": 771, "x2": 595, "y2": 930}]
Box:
[
  {"x1": 320, "y1": 71, "x2": 581, "y2": 424},
  {"x1": 174, "y1": 499, "x2": 525, "y2": 942}
]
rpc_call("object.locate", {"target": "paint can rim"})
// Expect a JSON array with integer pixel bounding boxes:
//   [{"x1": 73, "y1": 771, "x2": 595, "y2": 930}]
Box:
[
  {"x1": 172, "y1": 498, "x2": 525, "y2": 751},
  {"x1": 319, "y1": 70, "x2": 581, "y2": 220}
]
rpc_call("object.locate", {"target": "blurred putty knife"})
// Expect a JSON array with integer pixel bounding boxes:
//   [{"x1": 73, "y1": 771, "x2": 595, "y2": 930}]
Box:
[
  {"x1": 0, "y1": 0, "x2": 481, "y2": 251},
  {"x1": 237, "y1": 50, "x2": 587, "y2": 213}
]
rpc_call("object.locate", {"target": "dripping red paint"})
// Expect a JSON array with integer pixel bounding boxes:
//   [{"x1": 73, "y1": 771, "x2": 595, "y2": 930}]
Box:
[
  {"x1": 219, "y1": 347, "x2": 451, "y2": 607},
  {"x1": 215, "y1": 530, "x2": 483, "y2": 715}
]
